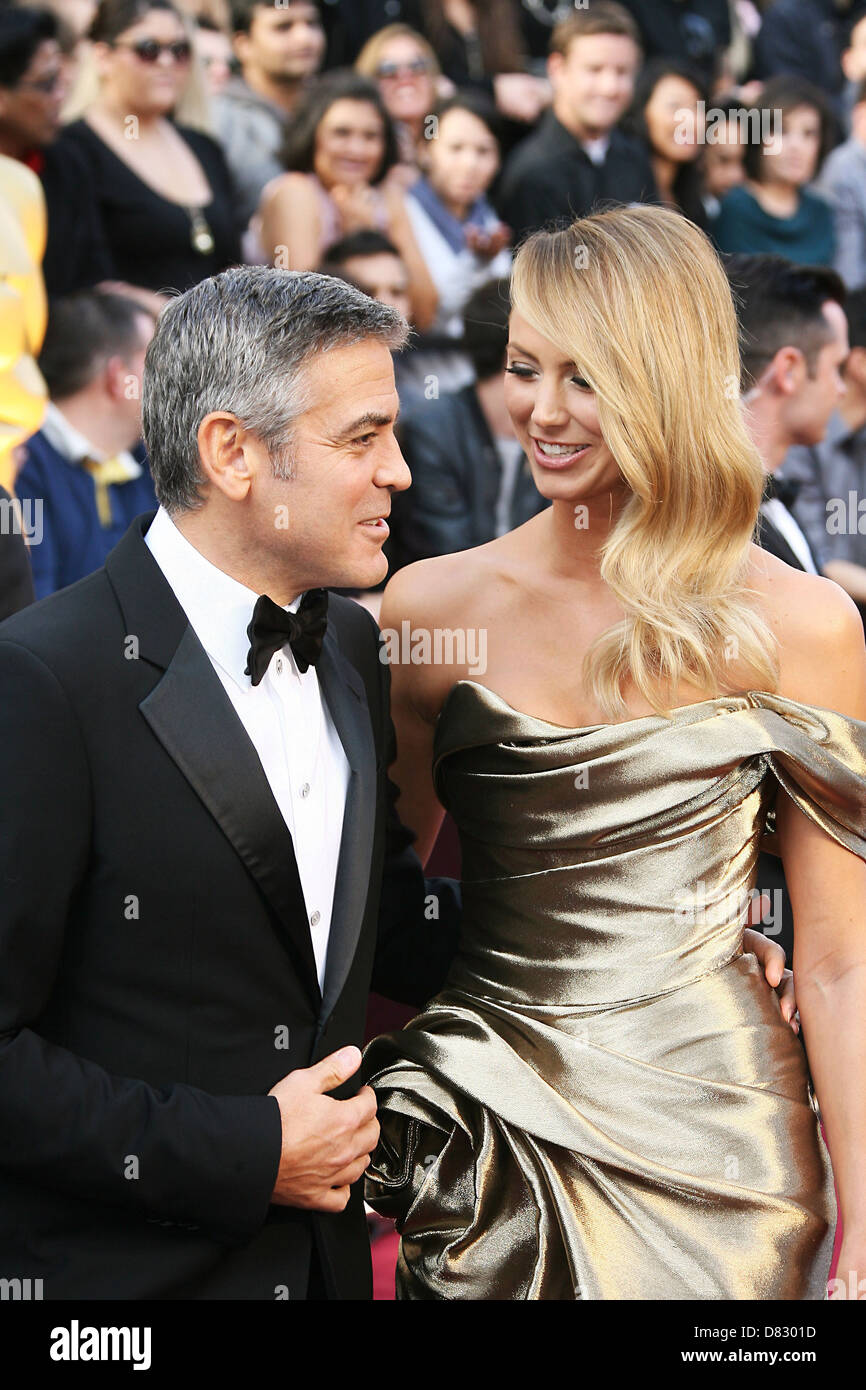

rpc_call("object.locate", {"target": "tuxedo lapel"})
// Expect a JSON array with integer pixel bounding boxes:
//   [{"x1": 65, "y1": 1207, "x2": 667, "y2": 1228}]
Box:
[
  {"x1": 756, "y1": 507, "x2": 808, "y2": 571},
  {"x1": 106, "y1": 514, "x2": 321, "y2": 1007},
  {"x1": 315, "y1": 624, "x2": 377, "y2": 1022}
]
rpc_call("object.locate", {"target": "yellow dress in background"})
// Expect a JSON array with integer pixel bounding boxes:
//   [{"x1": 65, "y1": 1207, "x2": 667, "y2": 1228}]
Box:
[{"x1": 364, "y1": 681, "x2": 866, "y2": 1300}]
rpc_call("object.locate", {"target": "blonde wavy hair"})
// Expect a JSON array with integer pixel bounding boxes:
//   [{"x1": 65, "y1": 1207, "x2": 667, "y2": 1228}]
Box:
[{"x1": 510, "y1": 203, "x2": 780, "y2": 721}]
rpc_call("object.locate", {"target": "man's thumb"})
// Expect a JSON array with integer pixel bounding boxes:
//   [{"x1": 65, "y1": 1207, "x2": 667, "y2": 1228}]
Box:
[{"x1": 309, "y1": 1046, "x2": 362, "y2": 1093}]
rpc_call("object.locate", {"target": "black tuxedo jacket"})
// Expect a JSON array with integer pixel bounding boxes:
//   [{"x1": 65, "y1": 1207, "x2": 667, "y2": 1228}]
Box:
[
  {"x1": 0, "y1": 513, "x2": 460, "y2": 1300},
  {"x1": 753, "y1": 504, "x2": 813, "y2": 963}
]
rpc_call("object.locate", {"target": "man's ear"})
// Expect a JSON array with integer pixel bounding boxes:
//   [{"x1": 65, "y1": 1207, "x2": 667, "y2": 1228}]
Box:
[
  {"x1": 196, "y1": 411, "x2": 257, "y2": 502},
  {"x1": 104, "y1": 354, "x2": 136, "y2": 403},
  {"x1": 769, "y1": 346, "x2": 804, "y2": 396},
  {"x1": 547, "y1": 51, "x2": 563, "y2": 87}
]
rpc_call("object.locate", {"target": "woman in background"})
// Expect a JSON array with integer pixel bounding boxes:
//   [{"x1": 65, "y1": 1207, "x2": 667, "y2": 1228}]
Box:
[
  {"x1": 404, "y1": 91, "x2": 511, "y2": 391},
  {"x1": 355, "y1": 23, "x2": 444, "y2": 181},
  {"x1": 59, "y1": 0, "x2": 240, "y2": 293},
  {"x1": 624, "y1": 58, "x2": 710, "y2": 228},
  {"x1": 713, "y1": 75, "x2": 836, "y2": 264},
  {"x1": 258, "y1": 70, "x2": 436, "y2": 329}
]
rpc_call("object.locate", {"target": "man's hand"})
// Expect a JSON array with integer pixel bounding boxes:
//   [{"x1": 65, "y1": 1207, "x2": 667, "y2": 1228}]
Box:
[
  {"x1": 743, "y1": 921, "x2": 799, "y2": 1033},
  {"x1": 268, "y1": 1047, "x2": 380, "y2": 1212}
]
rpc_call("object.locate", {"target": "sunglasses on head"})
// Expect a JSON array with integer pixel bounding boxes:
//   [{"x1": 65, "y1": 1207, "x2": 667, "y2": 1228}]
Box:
[{"x1": 112, "y1": 38, "x2": 192, "y2": 64}]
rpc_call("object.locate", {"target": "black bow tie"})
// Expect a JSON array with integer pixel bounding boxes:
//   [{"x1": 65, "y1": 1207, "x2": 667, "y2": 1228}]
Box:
[
  {"x1": 763, "y1": 474, "x2": 802, "y2": 509},
  {"x1": 244, "y1": 589, "x2": 329, "y2": 686}
]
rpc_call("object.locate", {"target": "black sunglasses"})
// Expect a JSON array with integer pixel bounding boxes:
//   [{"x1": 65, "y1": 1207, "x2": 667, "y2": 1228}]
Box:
[{"x1": 112, "y1": 38, "x2": 192, "y2": 64}]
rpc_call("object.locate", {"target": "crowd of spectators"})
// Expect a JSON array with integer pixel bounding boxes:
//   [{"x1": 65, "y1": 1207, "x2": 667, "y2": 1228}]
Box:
[{"x1": 2, "y1": 0, "x2": 866, "y2": 629}]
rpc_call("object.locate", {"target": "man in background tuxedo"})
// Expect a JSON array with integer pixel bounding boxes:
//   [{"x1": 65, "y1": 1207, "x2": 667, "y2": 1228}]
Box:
[
  {"x1": 0, "y1": 267, "x2": 461, "y2": 1300},
  {"x1": 726, "y1": 255, "x2": 849, "y2": 578},
  {"x1": 726, "y1": 253, "x2": 850, "y2": 963}
]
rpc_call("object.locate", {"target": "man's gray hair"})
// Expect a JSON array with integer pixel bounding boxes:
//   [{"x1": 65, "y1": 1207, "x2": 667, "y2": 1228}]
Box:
[{"x1": 142, "y1": 266, "x2": 409, "y2": 513}]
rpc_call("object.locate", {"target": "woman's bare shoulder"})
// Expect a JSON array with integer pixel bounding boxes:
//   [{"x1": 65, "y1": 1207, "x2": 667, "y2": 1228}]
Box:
[
  {"x1": 381, "y1": 532, "x2": 527, "y2": 629},
  {"x1": 745, "y1": 544, "x2": 866, "y2": 708}
]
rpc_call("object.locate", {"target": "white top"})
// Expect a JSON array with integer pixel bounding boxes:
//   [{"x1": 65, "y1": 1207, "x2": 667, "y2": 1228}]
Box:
[
  {"x1": 581, "y1": 135, "x2": 611, "y2": 166},
  {"x1": 761, "y1": 497, "x2": 819, "y2": 574},
  {"x1": 145, "y1": 506, "x2": 350, "y2": 991},
  {"x1": 405, "y1": 195, "x2": 513, "y2": 337}
]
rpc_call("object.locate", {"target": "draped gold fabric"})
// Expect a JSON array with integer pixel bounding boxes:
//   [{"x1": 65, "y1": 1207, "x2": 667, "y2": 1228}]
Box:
[{"x1": 364, "y1": 682, "x2": 866, "y2": 1300}]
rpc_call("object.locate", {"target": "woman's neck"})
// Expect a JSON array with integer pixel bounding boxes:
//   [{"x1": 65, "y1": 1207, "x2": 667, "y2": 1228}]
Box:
[
  {"x1": 747, "y1": 176, "x2": 799, "y2": 218},
  {"x1": 650, "y1": 153, "x2": 678, "y2": 205},
  {"x1": 91, "y1": 95, "x2": 162, "y2": 137}
]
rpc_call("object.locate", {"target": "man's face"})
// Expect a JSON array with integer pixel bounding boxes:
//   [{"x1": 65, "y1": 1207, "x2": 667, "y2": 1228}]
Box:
[
  {"x1": 237, "y1": 1, "x2": 325, "y2": 83},
  {"x1": 341, "y1": 252, "x2": 411, "y2": 320},
  {"x1": 251, "y1": 338, "x2": 410, "y2": 591},
  {"x1": 0, "y1": 39, "x2": 65, "y2": 151},
  {"x1": 789, "y1": 301, "x2": 849, "y2": 446},
  {"x1": 549, "y1": 33, "x2": 639, "y2": 138}
]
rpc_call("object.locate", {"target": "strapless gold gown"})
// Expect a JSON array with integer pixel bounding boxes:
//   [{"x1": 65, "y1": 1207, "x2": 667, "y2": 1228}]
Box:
[{"x1": 364, "y1": 681, "x2": 866, "y2": 1300}]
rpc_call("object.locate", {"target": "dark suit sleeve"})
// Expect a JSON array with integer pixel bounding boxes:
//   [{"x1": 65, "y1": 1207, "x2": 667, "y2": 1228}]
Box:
[
  {"x1": 391, "y1": 417, "x2": 476, "y2": 566},
  {"x1": 357, "y1": 612, "x2": 461, "y2": 1007},
  {"x1": 0, "y1": 488, "x2": 35, "y2": 620},
  {"x1": 0, "y1": 639, "x2": 282, "y2": 1245}
]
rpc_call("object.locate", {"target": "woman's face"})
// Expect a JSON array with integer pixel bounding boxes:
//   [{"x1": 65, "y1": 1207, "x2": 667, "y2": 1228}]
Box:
[
  {"x1": 313, "y1": 98, "x2": 386, "y2": 187},
  {"x1": 97, "y1": 7, "x2": 191, "y2": 117},
  {"x1": 760, "y1": 104, "x2": 822, "y2": 186},
  {"x1": 644, "y1": 73, "x2": 703, "y2": 162},
  {"x1": 374, "y1": 35, "x2": 436, "y2": 126},
  {"x1": 504, "y1": 309, "x2": 627, "y2": 507},
  {"x1": 425, "y1": 107, "x2": 500, "y2": 211}
]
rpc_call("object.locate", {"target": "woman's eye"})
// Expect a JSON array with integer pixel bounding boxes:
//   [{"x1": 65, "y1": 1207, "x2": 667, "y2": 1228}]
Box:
[
  {"x1": 505, "y1": 364, "x2": 534, "y2": 378},
  {"x1": 571, "y1": 376, "x2": 591, "y2": 390}
]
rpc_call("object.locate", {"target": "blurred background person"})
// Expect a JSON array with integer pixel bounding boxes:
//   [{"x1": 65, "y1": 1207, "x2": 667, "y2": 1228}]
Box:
[
  {"x1": 495, "y1": 4, "x2": 656, "y2": 246},
  {"x1": 257, "y1": 69, "x2": 436, "y2": 328},
  {"x1": 815, "y1": 77, "x2": 866, "y2": 289},
  {"x1": 726, "y1": 253, "x2": 848, "y2": 574},
  {"x1": 12, "y1": 289, "x2": 157, "y2": 600},
  {"x1": 58, "y1": 0, "x2": 241, "y2": 294},
  {"x1": 404, "y1": 91, "x2": 511, "y2": 392},
  {"x1": 780, "y1": 285, "x2": 866, "y2": 628},
  {"x1": 193, "y1": 13, "x2": 234, "y2": 96},
  {"x1": 624, "y1": 57, "x2": 709, "y2": 227},
  {"x1": 319, "y1": 228, "x2": 433, "y2": 405},
  {"x1": 701, "y1": 94, "x2": 746, "y2": 220},
  {"x1": 213, "y1": 0, "x2": 325, "y2": 229},
  {"x1": 616, "y1": 0, "x2": 731, "y2": 84},
  {"x1": 751, "y1": 0, "x2": 860, "y2": 121},
  {"x1": 841, "y1": 9, "x2": 866, "y2": 129},
  {"x1": 726, "y1": 250, "x2": 849, "y2": 963},
  {"x1": 0, "y1": 6, "x2": 117, "y2": 296},
  {"x1": 355, "y1": 22, "x2": 442, "y2": 181},
  {"x1": 414, "y1": 0, "x2": 548, "y2": 128},
  {"x1": 386, "y1": 276, "x2": 546, "y2": 572},
  {"x1": 713, "y1": 76, "x2": 836, "y2": 264}
]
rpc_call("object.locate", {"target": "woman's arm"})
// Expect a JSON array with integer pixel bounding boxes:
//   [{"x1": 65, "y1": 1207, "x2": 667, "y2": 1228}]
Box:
[
  {"x1": 377, "y1": 561, "x2": 459, "y2": 864},
  {"x1": 383, "y1": 185, "x2": 438, "y2": 333},
  {"x1": 257, "y1": 174, "x2": 322, "y2": 271},
  {"x1": 775, "y1": 580, "x2": 866, "y2": 1289}
]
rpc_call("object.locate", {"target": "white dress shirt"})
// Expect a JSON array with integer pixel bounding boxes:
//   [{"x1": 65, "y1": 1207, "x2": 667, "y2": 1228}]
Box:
[
  {"x1": 145, "y1": 506, "x2": 350, "y2": 991},
  {"x1": 760, "y1": 498, "x2": 819, "y2": 574}
]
